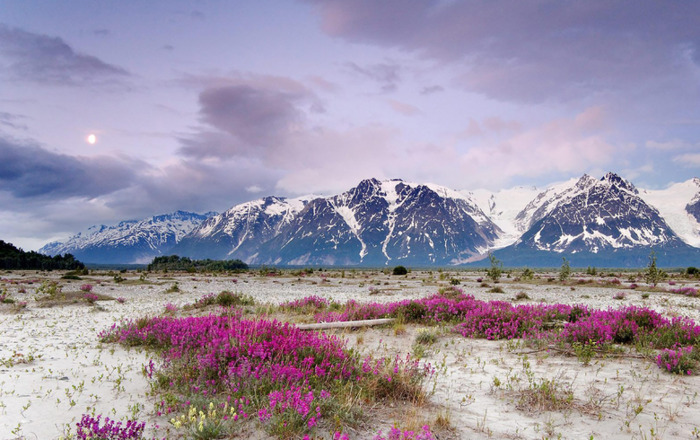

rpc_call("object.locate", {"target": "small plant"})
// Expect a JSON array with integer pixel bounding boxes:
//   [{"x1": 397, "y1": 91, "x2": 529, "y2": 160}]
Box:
[
  {"x1": 75, "y1": 414, "x2": 146, "y2": 440},
  {"x1": 116, "y1": 297, "x2": 126, "y2": 304},
  {"x1": 572, "y1": 341, "x2": 596, "y2": 366},
  {"x1": 393, "y1": 265, "x2": 409, "y2": 276},
  {"x1": 164, "y1": 303, "x2": 178, "y2": 314},
  {"x1": 84, "y1": 292, "x2": 99, "y2": 304},
  {"x1": 36, "y1": 280, "x2": 61, "y2": 298},
  {"x1": 449, "y1": 278, "x2": 461, "y2": 285},
  {"x1": 0, "y1": 289, "x2": 14, "y2": 304},
  {"x1": 487, "y1": 286, "x2": 504, "y2": 294},
  {"x1": 514, "y1": 291, "x2": 530, "y2": 301},
  {"x1": 559, "y1": 257, "x2": 571, "y2": 282},
  {"x1": 165, "y1": 282, "x2": 180, "y2": 293},
  {"x1": 170, "y1": 402, "x2": 237, "y2": 439},
  {"x1": 113, "y1": 274, "x2": 125, "y2": 283},
  {"x1": 80, "y1": 284, "x2": 93, "y2": 292},
  {"x1": 645, "y1": 250, "x2": 661, "y2": 286},
  {"x1": 520, "y1": 268, "x2": 534, "y2": 280},
  {"x1": 656, "y1": 346, "x2": 698, "y2": 375},
  {"x1": 486, "y1": 253, "x2": 502, "y2": 283},
  {"x1": 415, "y1": 329, "x2": 438, "y2": 345},
  {"x1": 612, "y1": 291, "x2": 626, "y2": 300}
]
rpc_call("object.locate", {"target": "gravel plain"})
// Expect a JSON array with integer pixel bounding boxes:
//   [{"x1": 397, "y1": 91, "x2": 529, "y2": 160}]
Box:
[{"x1": 1, "y1": 269, "x2": 699, "y2": 439}]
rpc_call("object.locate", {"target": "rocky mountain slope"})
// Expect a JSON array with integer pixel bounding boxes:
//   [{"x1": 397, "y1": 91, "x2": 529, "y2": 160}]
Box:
[
  {"x1": 40, "y1": 173, "x2": 700, "y2": 267},
  {"x1": 40, "y1": 211, "x2": 214, "y2": 264},
  {"x1": 493, "y1": 173, "x2": 700, "y2": 267}
]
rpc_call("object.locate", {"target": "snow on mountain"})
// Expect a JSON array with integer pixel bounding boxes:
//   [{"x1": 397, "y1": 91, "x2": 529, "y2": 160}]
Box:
[
  {"x1": 248, "y1": 178, "x2": 502, "y2": 266},
  {"x1": 510, "y1": 173, "x2": 684, "y2": 253},
  {"x1": 468, "y1": 185, "x2": 543, "y2": 248},
  {"x1": 40, "y1": 211, "x2": 214, "y2": 264},
  {"x1": 171, "y1": 196, "x2": 316, "y2": 260},
  {"x1": 39, "y1": 173, "x2": 700, "y2": 267},
  {"x1": 640, "y1": 178, "x2": 700, "y2": 247}
]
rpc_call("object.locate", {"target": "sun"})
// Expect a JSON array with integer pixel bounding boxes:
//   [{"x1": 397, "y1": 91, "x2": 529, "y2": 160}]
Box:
[{"x1": 87, "y1": 133, "x2": 97, "y2": 145}]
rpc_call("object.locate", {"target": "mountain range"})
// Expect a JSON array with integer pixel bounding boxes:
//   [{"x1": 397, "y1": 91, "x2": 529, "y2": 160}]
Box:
[{"x1": 39, "y1": 173, "x2": 700, "y2": 267}]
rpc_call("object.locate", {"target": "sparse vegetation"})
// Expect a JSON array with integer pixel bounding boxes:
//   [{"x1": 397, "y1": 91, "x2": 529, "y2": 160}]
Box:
[
  {"x1": 147, "y1": 255, "x2": 248, "y2": 272},
  {"x1": 392, "y1": 265, "x2": 408, "y2": 276},
  {"x1": 486, "y1": 253, "x2": 502, "y2": 283}
]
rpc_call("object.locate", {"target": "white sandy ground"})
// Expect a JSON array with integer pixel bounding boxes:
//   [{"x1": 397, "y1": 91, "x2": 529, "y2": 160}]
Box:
[{"x1": 1, "y1": 270, "x2": 699, "y2": 439}]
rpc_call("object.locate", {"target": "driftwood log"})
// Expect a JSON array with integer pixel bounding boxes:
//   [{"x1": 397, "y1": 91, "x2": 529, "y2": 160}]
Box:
[{"x1": 296, "y1": 318, "x2": 395, "y2": 330}]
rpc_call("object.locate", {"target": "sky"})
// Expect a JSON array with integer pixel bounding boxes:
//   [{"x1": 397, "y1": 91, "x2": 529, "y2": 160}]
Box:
[{"x1": 1, "y1": 0, "x2": 699, "y2": 251}]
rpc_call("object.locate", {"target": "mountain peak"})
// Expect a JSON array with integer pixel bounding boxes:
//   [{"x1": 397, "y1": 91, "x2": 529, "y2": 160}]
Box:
[{"x1": 601, "y1": 172, "x2": 637, "y2": 194}]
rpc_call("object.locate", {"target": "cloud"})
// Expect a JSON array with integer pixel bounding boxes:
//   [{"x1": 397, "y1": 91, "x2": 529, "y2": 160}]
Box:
[
  {"x1": 0, "y1": 24, "x2": 129, "y2": 85},
  {"x1": 344, "y1": 61, "x2": 402, "y2": 92},
  {"x1": 0, "y1": 111, "x2": 27, "y2": 130},
  {"x1": 387, "y1": 99, "x2": 420, "y2": 116},
  {"x1": 420, "y1": 85, "x2": 443, "y2": 95},
  {"x1": 673, "y1": 153, "x2": 700, "y2": 167},
  {"x1": 454, "y1": 107, "x2": 619, "y2": 186},
  {"x1": 307, "y1": 0, "x2": 700, "y2": 103},
  {"x1": 178, "y1": 75, "x2": 320, "y2": 159},
  {"x1": 646, "y1": 139, "x2": 696, "y2": 151},
  {"x1": 0, "y1": 136, "x2": 143, "y2": 199}
]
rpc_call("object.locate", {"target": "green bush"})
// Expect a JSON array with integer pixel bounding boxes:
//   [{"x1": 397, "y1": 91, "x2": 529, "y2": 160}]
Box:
[{"x1": 392, "y1": 265, "x2": 408, "y2": 276}]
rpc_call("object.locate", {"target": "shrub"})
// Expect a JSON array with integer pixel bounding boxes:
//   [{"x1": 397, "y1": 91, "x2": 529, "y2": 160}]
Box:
[
  {"x1": 645, "y1": 250, "x2": 661, "y2": 286},
  {"x1": 686, "y1": 267, "x2": 699, "y2": 276},
  {"x1": 514, "y1": 291, "x2": 530, "y2": 301},
  {"x1": 392, "y1": 266, "x2": 408, "y2": 276},
  {"x1": 486, "y1": 253, "x2": 502, "y2": 283},
  {"x1": 559, "y1": 257, "x2": 571, "y2": 282},
  {"x1": 656, "y1": 346, "x2": 698, "y2": 375},
  {"x1": 415, "y1": 329, "x2": 438, "y2": 345},
  {"x1": 75, "y1": 414, "x2": 146, "y2": 440},
  {"x1": 520, "y1": 268, "x2": 534, "y2": 280}
]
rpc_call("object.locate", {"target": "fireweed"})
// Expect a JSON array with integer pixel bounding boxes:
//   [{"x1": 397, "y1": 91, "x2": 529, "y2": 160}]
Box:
[
  {"x1": 288, "y1": 291, "x2": 700, "y2": 372},
  {"x1": 656, "y1": 346, "x2": 699, "y2": 375},
  {"x1": 74, "y1": 414, "x2": 146, "y2": 440},
  {"x1": 101, "y1": 313, "x2": 434, "y2": 438}
]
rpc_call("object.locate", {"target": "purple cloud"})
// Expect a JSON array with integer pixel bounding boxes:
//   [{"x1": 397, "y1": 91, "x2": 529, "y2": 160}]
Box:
[
  {"x1": 178, "y1": 76, "x2": 319, "y2": 159},
  {"x1": 0, "y1": 136, "x2": 142, "y2": 199},
  {"x1": 307, "y1": 0, "x2": 700, "y2": 103},
  {"x1": 0, "y1": 24, "x2": 129, "y2": 85},
  {"x1": 344, "y1": 61, "x2": 402, "y2": 92}
]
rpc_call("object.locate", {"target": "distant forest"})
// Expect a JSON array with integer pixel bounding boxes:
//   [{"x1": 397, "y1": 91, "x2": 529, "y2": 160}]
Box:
[
  {"x1": 0, "y1": 240, "x2": 85, "y2": 270},
  {"x1": 147, "y1": 255, "x2": 248, "y2": 272}
]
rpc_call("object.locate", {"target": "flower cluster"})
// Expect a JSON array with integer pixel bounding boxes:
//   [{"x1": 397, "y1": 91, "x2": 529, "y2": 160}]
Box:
[
  {"x1": 670, "y1": 286, "x2": 699, "y2": 297},
  {"x1": 373, "y1": 425, "x2": 435, "y2": 440},
  {"x1": 80, "y1": 284, "x2": 93, "y2": 292},
  {"x1": 83, "y1": 292, "x2": 99, "y2": 304},
  {"x1": 102, "y1": 313, "x2": 432, "y2": 437},
  {"x1": 75, "y1": 414, "x2": 146, "y2": 440},
  {"x1": 291, "y1": 292, "x2": 700, "y2": 374},
  {"x1": 656, "y1": 346, "x2": 697, "y2": 375},
  {"x1": 170, "y1": 401, "x2": 237, "y2": 438}
]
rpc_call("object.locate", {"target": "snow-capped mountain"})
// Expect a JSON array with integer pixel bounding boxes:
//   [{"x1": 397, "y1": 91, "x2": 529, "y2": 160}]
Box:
[
  {"x1": 640, "y1": 178, "x2": 700, "y2": 248},
  {"x1": 250, "y1": 178, "x2": 501, "y2": 266},
  {"x1": 39, "y1": 173, "x2": 700, "y2": 267},
  {"x1": 170, "y1": 196, "x2": 313, "y2": 260},
  {"x1": 40, "y1": 211, "x2": 215, "y2": 264},
  {"x1": 493, "y1": 173, "x2": 700, "y2": 267},
  {"x1": 468, "y1": 185, "x2": 543, "y2": 247}
]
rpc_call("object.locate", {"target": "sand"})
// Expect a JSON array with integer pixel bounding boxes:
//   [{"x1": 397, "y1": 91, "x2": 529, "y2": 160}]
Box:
[{"x1": 1, "y1": 269, "x2": 699, "y2": 439}]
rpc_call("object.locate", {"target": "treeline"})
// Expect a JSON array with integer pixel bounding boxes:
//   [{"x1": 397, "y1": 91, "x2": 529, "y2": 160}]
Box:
[
  {"x1": 0, "y1": 240, "x2": 85, "y2": 270},
  {"x1": 147, "y1": 255, "x2": 248, "y2": 272}
]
